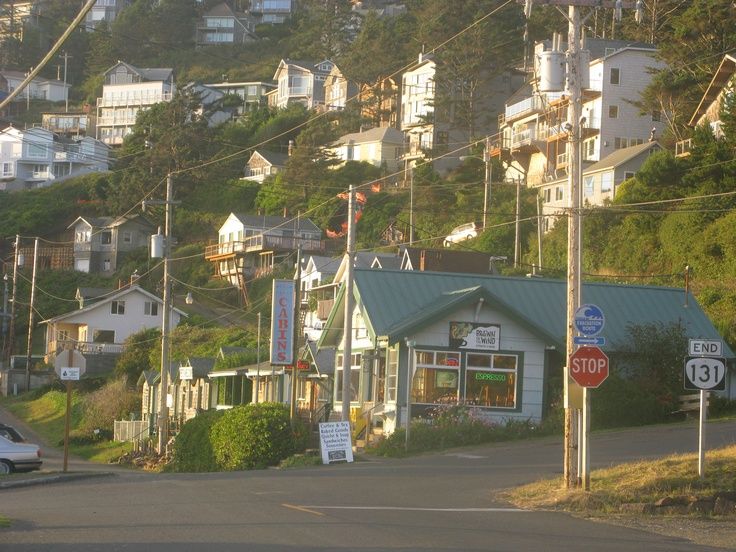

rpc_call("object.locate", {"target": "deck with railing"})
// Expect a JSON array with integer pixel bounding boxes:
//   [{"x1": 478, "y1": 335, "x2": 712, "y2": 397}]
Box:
[{"x1": 205, "y1": 235, "x2": 331, "y2": 259}]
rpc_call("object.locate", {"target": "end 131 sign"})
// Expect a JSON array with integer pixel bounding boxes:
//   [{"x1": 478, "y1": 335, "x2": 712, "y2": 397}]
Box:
[{"x1": 684, "y1": 357, "x2": 726, "y2": 391}]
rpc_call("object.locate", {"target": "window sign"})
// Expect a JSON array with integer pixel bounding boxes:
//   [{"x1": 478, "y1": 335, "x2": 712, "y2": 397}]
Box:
[
  {"x1": 449, "y1": 322, "x2": 500, "y2": 351},
  {"x1": 465, "y1": 353, "x2": 518, "y2": 408}
]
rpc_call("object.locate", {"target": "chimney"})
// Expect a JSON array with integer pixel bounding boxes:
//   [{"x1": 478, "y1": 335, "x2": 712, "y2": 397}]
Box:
[
  {"x1": 130, "y1": 269, "x2": 140, "y2": 286},
  {"x1": 288, "y1": 139, "x2": 294, "y2": 156}
]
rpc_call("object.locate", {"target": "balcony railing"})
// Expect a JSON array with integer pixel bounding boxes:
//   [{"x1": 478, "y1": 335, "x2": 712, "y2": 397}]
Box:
[
  {"x1": 556, "y1": 151, "x2": 569, "y2": 168},
  {"x1": 97, "y1": 93, "x2": 173, "y2": 108},
  {"x1": 52, "y1": 339, "x2": 125, "y2": 356},
  {"x1": 205, "y1": 235, "x2": 326, "y2": 258},
  {"x1": 511, "y1": 126, "x2": 536, "y2": 148}
]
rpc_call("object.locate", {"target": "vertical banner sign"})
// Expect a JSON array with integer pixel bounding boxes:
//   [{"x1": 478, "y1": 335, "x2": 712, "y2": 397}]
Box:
[{"x1": 270, "y1": 279, "x2": 295, "y2": 365}]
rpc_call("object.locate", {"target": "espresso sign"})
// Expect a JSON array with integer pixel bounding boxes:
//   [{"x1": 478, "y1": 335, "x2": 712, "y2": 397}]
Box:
[{"x1": 449, "y1": 321, "x2": 501, "y2": 351}]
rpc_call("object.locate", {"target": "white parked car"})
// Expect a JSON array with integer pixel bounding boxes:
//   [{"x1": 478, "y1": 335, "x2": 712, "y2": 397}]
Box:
[
  {"x1": 444, "y1": 222, "x2": 479, "y2": 247},
  {"x1": 0, "y1": 434, "x2": 42, "y2": 474}
]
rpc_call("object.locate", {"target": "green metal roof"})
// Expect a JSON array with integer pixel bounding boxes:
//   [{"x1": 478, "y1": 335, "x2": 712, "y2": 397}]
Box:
[{"x1": 322, "y1": 269, "x2": 732, "y2": 357}]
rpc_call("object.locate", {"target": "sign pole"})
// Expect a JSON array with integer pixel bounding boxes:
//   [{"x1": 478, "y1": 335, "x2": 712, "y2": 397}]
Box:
[
  {"x1": 581, "y1": 387, "x2": 590, "y2": 489},
  {"x1": 63, "y1": 380, "x2": 72, "y2": 472},
  {"x1": 698, "y1": 389, "x2": 706, "y2": 479}
]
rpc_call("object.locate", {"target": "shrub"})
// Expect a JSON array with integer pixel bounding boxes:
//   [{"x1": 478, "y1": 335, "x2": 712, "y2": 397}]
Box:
[
  {"x1": 79, "y1": 378, "x2": 140, "y2": 436},
  {"x1": 710, "y1": 396, "x2": 736, "y2": 418},
  {"x1": 210, "y1": 402, "x2": 307, "y2": 470},
  {"x1": 591, "y1": 374, "x2": 669, "y2": 429},
  {"x1": 169, "y1": 410, "x2": 224, "y2": 472}
]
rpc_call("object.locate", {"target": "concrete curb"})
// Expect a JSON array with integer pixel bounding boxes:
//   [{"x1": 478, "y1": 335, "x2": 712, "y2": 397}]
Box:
[{"x1": 0, "y1": 471, "x2": 116, "y2": 490}]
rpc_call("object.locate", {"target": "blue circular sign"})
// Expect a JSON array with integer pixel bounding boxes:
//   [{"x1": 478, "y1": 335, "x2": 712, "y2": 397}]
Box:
[{"x1": 574, "y1": 304, "x2": 605, "y2": 336}]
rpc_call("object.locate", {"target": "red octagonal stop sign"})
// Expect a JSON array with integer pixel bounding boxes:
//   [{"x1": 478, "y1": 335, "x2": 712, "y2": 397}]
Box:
[{"x1": 569, "y1": 346, "x2": 609, "y2": 388}]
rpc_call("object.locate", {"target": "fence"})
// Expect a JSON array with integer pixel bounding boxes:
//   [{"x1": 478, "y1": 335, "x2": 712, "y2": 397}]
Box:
[{"x1": 114, "y1": 420, "x2": 150, "y2": 442}]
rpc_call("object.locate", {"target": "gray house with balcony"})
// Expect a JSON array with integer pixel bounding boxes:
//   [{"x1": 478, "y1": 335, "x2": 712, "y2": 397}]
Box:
[
  {"x1": 205, "y1": 212, "x2": 329, "y2": 303},
  {"x1": 68, "y1": 214, "x2": 155, "y2": 274}
]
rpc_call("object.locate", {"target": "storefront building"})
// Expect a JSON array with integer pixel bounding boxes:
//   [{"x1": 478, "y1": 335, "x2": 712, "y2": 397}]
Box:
[{"x1": 319, "y1": 269, "x2": 732, "y2": 436}]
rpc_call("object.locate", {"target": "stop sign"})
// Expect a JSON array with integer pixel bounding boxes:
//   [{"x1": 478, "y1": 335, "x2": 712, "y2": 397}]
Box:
[{"x1": 569, "y1": 346, "x2": 609, "y2": 388}]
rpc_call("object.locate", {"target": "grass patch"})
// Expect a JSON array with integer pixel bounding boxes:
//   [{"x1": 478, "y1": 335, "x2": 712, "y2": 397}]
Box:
[
  {"x1": 0, "y1": 515, "x2": 10, "y2": 528},
  {"x1": 505, "y1": 444, "x2": 736, "y2": 514},
  {"x1": 0, "y1": 393, "x2": 131, "y2": 463}
]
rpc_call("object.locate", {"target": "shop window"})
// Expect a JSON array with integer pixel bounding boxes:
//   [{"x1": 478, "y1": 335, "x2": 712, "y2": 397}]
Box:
[
  {"x1": 335, "y1": 352, "x2": 362, "y2": 403},
  {"x1": 412, "y1": 350, "x2": 461, "y2": 404},
  {"x1": 465, "y1": 353, "x2": 518, "y2": 408}
]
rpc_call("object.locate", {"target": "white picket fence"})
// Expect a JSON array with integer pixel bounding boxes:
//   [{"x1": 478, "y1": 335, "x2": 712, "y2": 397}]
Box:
[{"x1": 114, "y1": 420, "x2": 150, "y2": 442}]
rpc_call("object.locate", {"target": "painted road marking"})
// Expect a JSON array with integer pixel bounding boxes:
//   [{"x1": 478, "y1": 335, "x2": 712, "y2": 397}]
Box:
[
  {"x1": 296, "y1": 506, "x2": 526, "y2": 513},
  {"x1": 444, "y1": 453, "x2": 487, "y2": 459},
  {"x1": 281, "y1": 503, "x2": 325, "y2": 516}
]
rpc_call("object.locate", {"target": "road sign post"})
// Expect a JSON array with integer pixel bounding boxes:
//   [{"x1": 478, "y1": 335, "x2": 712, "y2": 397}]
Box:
[{"x1": 685, "y1": 339, "x2": 727, "y2": 479}]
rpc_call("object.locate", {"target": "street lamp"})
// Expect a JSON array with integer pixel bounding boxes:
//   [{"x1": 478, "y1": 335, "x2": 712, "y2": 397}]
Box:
[{"x1": 459, "y1": 136, "x2": 492, "y2": 229}]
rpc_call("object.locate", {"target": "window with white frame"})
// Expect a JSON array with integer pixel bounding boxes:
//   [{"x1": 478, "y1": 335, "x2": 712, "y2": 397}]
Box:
[
  {"x1": 583, "y1": 138, "x2": 596, "y2": 160},
  {"x1": 555, "y1": 186, "x2": 563, "y2": 201},
  {"x1": 335, "y1": 352, "x2": 362, "y2": 402},
  {"x1": 1, "y1": 162, "x2": 13, "y2": 177},
  {"x1": 144, "y1": 301, "x2": 159, "y2": 316},
  {"x1": 465, "y1": 353, "x2": 518, "y2": 408},
  {"x1": 27, "y1": 143, "x2": 47, "y2": 159},
  {"x1": 386, "y1": 348, "x2": 398, "y2": 402},
  {"x1": 601, "y1": 172, "x2": 613, "y2": 192},
  {"x1": 110, "y1": 300, "x2": 125, "y2": 315},
  {"x1": 411, "y1": 350, "x2": 461, "y2": 404},
  {"x1": 584, "y1": 175, "x2": 595, "y2": 197},
  {"x1": 543, "y1": 188, "x2": 551, "y2": 203},
  {"x1": 100, "y1": 231, "x2": 112, "y2": 245}
]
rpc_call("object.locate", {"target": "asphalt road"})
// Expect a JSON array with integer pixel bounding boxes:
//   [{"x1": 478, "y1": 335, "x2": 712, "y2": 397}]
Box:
[{"x1": 1, "y1": 414, "x2": 734, "y2": 552}]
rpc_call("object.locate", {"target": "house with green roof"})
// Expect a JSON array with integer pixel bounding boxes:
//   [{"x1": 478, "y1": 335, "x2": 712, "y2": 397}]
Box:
[{"x1": 319, "y1": 269, "x2": 732, "y2": 436}]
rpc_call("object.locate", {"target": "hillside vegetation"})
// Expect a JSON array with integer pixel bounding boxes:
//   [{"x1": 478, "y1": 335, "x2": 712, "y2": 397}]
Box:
[{"x1": 1, "y1": 0, "x2": 735, "y2": 350}]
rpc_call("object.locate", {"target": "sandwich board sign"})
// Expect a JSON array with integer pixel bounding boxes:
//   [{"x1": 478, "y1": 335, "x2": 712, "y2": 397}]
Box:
[{"x1": 318, "y1": 421, "x2": 354, "y2": 464}]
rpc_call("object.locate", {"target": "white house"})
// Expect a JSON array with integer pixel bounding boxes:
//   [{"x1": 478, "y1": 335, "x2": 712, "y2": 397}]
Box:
[
  {"x1": 203, "y1": 80, "x2": 276, "y2": 114},
  {"x1": 499, "y1": 39, "x2": 666, "y2": 188},
  {"x1": 539, "y1": 141, "x2": 661, "y2": 231},
  {"x1": 401, "y1": 53, "x2": 523, "y2": 174},
  {"x1": 0, "y1": 70, "x2": 70, "y2": 103},
  {"x1": 96, "y1": 61, "x2": 175, "y2": 146},
  {"x1": 323, "y1": 64, "x2": 358, "y2": 111},
  {"x1": 42, "y1": 285, "x2": 186, "y2": 376},
  {"x1": 272, "y1": 59, "x2": 334, "y2": 110},
  {"x1": 0, "y1": 126, "x2": 110, "y2": 192},
  {"x1": 328, "y1": 126, "x2": 405, "y2": 173}
]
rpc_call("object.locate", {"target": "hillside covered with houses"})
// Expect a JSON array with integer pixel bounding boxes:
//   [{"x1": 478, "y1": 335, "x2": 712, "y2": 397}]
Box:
[{"x1": 1, "y1": 0, "x2": 736, "y2": 453}]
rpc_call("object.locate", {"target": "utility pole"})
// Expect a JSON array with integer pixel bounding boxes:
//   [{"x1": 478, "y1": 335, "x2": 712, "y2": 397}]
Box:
[
  {"x1": 2, "y1": 274, "x2": 9, "y2": 360},
  {"x1": 147, "y1": 174, "x2": 179, "y2": 455},
  {"x1": 24, "y1": 238, "x2": 38, "y2": 392},
  {"x1": 521, "y1": 0, "x2": 643, "y2": 491},
  {"x1": 60, "y1": 51, "x2": 71, "y2": 112},
  {"x1": 5, "y1": 235, "x2": 20, "y2": 362},
  {"x1": 483, "y1": 136, "x2": 492, "y2": 230},
  {"x1": 255, "y1": 312, "x2": 261, "y2": 404},
  {"x1": 408, "y1": 167, "x2": 414, "y2": 245},
  {"x1": 514, "y1": 176, "x2": 522, "y2": 268},
  {"x1": 341, "y1": 185, "x2": 356, "y2": 422}
]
